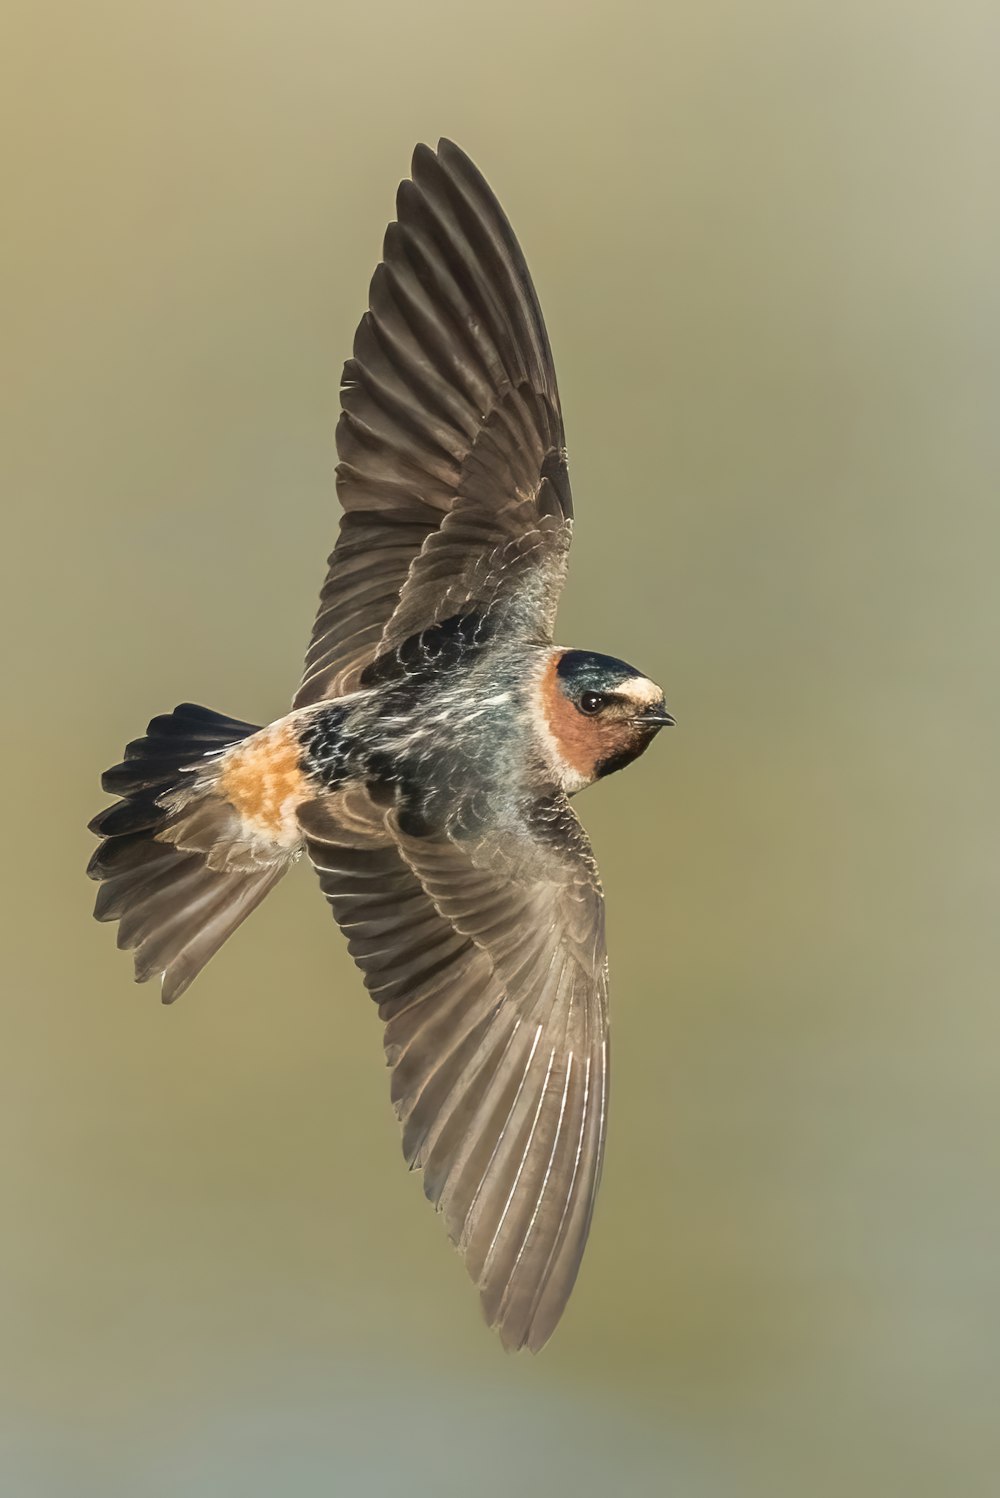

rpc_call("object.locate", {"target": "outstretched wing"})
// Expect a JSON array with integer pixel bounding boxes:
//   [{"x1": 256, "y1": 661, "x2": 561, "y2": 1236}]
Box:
[
  {"x1": 295, "y1": 139, "x2": 573, "y2": 708},
  {"x1": 301, "y1": 788, "x2": 608, "y2": 1353}
]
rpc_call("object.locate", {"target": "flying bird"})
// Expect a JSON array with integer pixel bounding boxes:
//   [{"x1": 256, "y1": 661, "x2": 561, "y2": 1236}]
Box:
[{"x1": 88, "y1": 140, "x2": 673, "y2": 1352}]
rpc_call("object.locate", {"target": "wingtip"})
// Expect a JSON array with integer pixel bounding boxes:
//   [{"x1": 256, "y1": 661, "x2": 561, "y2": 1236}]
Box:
[
  {"x1": 409, "y1": 137, "x2": 463, "y2": 167},
  {"x1": 411, "y1": 137, "x2": 482, "y2": 195},
  {"x1": 436, "y1": 138, "x2": 483, "y2": 186},
  {"x1": 160, "y1": 971, "x2": 186, "y2": 1004},
  {"x1": 493, "y1": 1317, "x2": 545, "y2": 1356},
  {"x1": 409, "y1": 140, "x2": 438, "y2": 179},
  {"x1": 484, "y1": 1289, "x2": 552, "y2": 1355}
]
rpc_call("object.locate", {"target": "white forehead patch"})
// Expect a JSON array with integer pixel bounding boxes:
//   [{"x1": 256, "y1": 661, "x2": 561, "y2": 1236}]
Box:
[{"x1": 620, "y1": 676, "x2": 661, "y2": 707}]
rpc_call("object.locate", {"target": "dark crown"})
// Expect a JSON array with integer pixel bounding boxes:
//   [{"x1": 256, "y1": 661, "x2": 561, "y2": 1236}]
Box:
[{"x1": 555, "y1": 649, "x2": 644, "y2": 694}]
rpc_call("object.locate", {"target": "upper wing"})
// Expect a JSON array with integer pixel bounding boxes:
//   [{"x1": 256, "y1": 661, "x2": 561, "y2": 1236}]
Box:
[
  {"x1": 295, "y1": 139, "x2": 573, "y2": 708},
  {"x1": 301, "y1": 788, "x2": 608, "y2": 1353}
]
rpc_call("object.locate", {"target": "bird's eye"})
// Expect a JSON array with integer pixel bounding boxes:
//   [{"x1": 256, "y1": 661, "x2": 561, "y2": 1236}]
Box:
[{"x1": 579, "y1": 691, "x2": 605, "y2": 715}]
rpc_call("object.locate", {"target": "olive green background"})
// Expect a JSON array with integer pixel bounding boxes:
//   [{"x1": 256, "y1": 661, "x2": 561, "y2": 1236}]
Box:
[{"x1": 4, "y1": 2, "x2": 998, "y2": 1494}]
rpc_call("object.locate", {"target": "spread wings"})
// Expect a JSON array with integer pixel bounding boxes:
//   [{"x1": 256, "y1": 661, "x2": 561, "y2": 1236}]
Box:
[
  {"x1": 301, "y1": 789, "x2": 608, "y2": 1353},
  {"x1": 295, "y1": 139, "x2": 573, "y2": 709}
]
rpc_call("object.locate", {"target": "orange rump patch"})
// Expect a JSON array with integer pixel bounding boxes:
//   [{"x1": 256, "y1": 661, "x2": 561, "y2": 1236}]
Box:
[{"x1": 219, "y1": 721, "x2": 308, "y2": 847}]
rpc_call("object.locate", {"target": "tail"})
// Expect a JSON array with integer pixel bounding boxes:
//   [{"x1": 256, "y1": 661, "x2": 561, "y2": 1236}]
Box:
[{"x1": 88, "y1": 703, "x2": 301, "y2": 1003}]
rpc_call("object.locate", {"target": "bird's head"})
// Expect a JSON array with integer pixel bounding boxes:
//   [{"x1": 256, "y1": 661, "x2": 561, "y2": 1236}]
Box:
[{"x1": 533, "y1": 648, "x2": 674, "y2": 794}]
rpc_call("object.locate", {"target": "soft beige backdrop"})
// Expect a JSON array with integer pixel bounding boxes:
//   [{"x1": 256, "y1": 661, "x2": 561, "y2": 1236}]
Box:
[{"x1": 4, "y1": 2, "x2": 998, "y2": 1495}]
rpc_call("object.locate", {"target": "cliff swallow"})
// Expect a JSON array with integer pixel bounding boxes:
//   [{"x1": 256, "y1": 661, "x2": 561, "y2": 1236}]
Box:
[{"x1": 88, "y1": 140, "x2": 673, "y2": 1352}]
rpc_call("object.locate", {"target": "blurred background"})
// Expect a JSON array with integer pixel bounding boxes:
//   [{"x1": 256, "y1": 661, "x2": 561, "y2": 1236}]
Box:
[{"x1": 3, "y1": 1, "x2": 999, "y2": 1494}]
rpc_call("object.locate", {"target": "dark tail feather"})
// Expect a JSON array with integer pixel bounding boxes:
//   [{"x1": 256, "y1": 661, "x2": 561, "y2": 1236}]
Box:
[{"x1": 88, "y1": 703, "x2": 286, "y2": 1003}]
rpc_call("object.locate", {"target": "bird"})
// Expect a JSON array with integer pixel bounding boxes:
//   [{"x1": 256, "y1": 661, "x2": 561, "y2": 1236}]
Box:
[{"x1": 87, "y1": 139, "x2": 674, "y2": 1353}]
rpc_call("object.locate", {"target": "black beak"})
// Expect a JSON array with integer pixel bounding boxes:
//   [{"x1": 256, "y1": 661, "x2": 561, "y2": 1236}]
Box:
[{"x1": 634, "y1": 705, "x2": 676, "y2": 727}]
